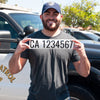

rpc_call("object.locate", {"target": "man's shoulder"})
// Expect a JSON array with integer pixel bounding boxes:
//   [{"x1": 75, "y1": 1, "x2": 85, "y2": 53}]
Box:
[
  {"x1": 27, "y1": 30, "x2": 41, "y2": 38},
  {"x1": 60, "y1": 31, "x2": 75, "y2": 39}
]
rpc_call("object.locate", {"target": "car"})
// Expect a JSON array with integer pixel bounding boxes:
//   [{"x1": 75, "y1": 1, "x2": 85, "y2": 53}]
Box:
[
  {"x1": 63, "y1": 28, "x2": 100, "y2": 42},
  {"x1": 0, "y1": 3, "x2": 42, "y2": 100},
  {"x1": 68, "y1": 47, "x2": 100, "y2": 100},
  {"x1": 63, "y1": 28, "x2": 100, "y2": 49},
  {"x1": 62, "y1": 28, "x2": 100, "y2": 100}
]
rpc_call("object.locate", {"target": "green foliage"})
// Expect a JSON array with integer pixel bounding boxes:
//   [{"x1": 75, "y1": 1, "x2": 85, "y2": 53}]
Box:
[
  {"x1": 0, "y1": 0, "x2": 8, "y2": 4},
  {"x1": 62, "y1": 0, "x2": 100, "y2": 30}
]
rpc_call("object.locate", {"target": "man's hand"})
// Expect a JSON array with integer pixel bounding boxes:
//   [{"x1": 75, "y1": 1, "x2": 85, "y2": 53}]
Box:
[
  {"x1": 73, "y1": 39, "x2": 86, "y2": 57},
  {"x1": 73, "y1": 39, "x2": 90, "y2": 77},
  {"x1": 9, "y1": 38, "x2": 31, "y2": 74},
  {"x1": 15, "y1": 38, "x2": 31, "y2": 54}
]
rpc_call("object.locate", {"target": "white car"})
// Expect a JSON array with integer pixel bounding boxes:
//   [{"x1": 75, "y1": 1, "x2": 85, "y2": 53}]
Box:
[{"x1": 0, "y1": 3, "x2": 42, "y2": 100}]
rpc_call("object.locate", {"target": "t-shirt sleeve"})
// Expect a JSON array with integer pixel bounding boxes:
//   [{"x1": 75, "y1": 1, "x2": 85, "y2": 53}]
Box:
[
  {"x1": 71, "y1": 50, "x2": 80, "y2": 62},
  {"x1": 21, "y1": 49, "x2": 29, "y2": 59}
]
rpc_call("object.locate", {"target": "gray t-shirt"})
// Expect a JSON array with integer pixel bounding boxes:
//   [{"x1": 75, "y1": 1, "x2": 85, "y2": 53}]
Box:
[{"x1": 21, "y1": 30, "x2": 80, "y2": 100}]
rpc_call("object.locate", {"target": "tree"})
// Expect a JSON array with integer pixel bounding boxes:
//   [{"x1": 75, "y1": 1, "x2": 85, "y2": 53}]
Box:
[
  {"x1": 0, "y1": 0, "x2": 8, "y2": 4},
  {"x1": 62, "y1": 0, "x2": 98, "y2": 29},
  {"x1": 93, "y1": 11, "x2": 100, "y2": 31}
]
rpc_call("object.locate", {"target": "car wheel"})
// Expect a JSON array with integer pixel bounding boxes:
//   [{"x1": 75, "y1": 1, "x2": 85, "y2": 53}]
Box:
[{"x1": 68, "y1": 85, "x2": 95, "y2": 100}]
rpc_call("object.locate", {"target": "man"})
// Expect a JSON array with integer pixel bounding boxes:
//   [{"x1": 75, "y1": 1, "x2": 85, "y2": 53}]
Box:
[{"x1": 9, "y1": 2, "x2": 90, "y2": 100}]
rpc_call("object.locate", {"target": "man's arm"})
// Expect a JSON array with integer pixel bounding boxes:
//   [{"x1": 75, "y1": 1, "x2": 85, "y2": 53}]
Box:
[
  {"x1": 73, "y1": 40, "x2": 91, "y2": 77},
  {"x1": 9, "y1": 38, "x2": 31, "y2": 74}
]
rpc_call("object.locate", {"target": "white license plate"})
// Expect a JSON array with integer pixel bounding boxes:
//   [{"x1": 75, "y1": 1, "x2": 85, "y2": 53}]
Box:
[{"x1": 29, "y1": 39, "x2": 74, "y2": 49}]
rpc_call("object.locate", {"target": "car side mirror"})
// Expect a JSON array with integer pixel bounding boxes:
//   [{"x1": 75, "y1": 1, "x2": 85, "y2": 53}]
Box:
[
  {"x1": 19, "y1": 25, "x2": 34, "y2": 37},
  {"x1": 24, "y1": 25, "x2": 34, "y2": 36},
  {"x1": 0, "y1": 31, "x2": 19, "y2": 53},
  {"x1": 0, "y1": 31, "x2": 11, "y2": 49}
]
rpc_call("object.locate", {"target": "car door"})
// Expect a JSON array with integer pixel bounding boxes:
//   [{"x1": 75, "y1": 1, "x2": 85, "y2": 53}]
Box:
[{"x1": 0, "y1": 31, "x2": 30, "y2": 100}]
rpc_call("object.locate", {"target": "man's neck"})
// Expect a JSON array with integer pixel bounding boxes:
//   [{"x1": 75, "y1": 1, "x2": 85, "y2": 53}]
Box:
[{"x1": 42, "y1": 29, "x2": 61, "y2": 37}]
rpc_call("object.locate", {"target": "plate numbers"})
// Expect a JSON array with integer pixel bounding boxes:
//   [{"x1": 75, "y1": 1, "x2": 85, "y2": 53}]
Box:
[{"x1": 29, "y1": 39, "x2": 74, "y2": 49}]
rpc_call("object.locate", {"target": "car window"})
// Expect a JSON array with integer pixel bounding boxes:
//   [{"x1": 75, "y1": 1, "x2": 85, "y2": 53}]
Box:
[
  {"x1": 9, "y1": 13, "x2": 43, "y2": 31},
  {"x1": 86, "y1": 33, "x2": 100, "y2": 41},
  {"x1": 0, "y1": 17, "x2": 18, "y2": 48},
  {"x1": 73, "y1": 32, "x2": 91, "y2": 40},
  {"x1": 95, "y1": 33, "x2": 100, "y2": 37}
]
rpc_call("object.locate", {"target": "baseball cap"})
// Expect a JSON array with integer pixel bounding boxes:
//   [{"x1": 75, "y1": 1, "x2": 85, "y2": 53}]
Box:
[{"x1": 42, "y1": 2, "x2": 61, "y2": 14}]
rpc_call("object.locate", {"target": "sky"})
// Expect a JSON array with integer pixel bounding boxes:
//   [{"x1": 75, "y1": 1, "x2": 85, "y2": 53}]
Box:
[
  {"x1": 7, "y1": 0, "x2": 68, "y2": 13},
  {"x1": 7, "y1": 0, "x2": 100, "y2": 13}
]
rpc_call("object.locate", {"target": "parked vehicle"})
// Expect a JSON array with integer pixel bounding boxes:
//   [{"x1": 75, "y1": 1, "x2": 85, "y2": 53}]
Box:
[
  {"x1": 63, "y1": 28, "x2": 100, "y2": 49},
  {"x1": 68, "y1": 47, "x2": 100, "y2": 100},
  {"x1": 63, "y1": 28, "x2": 100, "y2": 42},
  {"x1": 62, "y1": 28, "x2": 100, "y2": 100},
  {"x1": 0, "y1": 3, "x2": 42, "y2": 100}
]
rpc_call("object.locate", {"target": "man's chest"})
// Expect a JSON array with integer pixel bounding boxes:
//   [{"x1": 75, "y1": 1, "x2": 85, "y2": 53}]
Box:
[{"x1": 29, "y1": 49, "x2": 72, "y2": 61}]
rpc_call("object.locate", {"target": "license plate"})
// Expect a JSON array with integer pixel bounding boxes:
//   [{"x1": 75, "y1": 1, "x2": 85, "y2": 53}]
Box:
[{"x1": 29, "y1": 39, "x2": 74, "y2": 49}]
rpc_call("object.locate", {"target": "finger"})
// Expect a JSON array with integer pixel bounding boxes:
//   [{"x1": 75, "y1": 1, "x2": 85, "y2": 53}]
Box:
[
  {"x1": 21, "y1": 38, "x2": 31, "y2": 43},
  {"x1": 74, "y1": 44, "x2": 81, "y2": 49},
  {"x1": 72, "y1": 39, "x2": 81, "y2": 44},
  {"x1": 23, "y1": 43, "x2": 30, "y2": 49}
]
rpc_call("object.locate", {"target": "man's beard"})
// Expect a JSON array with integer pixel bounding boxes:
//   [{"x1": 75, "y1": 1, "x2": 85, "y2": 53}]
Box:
[{"x1": 42, "y1": 19, "x2": 61, "y2": 31}]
